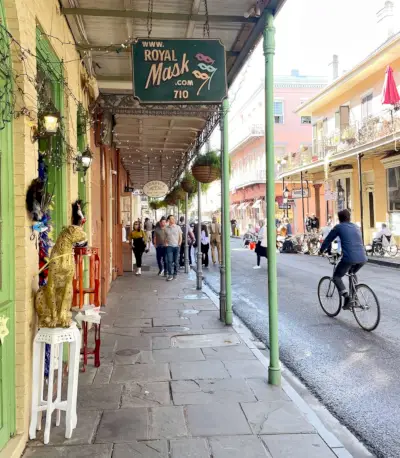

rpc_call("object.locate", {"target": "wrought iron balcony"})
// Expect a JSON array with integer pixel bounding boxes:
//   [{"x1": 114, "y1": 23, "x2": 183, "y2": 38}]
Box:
[
  {"x1": 229, "y1": 123, "x2": 265, "y2": 153},
  {"x1": 278, "y1": 109, "x2": 400, "y2": 175},
  {"x1": 230, "y1": 168, "x2": 266, "y2": 191}
]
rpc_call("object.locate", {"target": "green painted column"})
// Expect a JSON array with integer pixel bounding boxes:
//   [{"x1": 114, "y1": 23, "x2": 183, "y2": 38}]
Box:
[
  {"x1": 222, "y1": 98, "x2": 232, "y2": 325},
  {"x1": 264, "y1": 10, "x2": 281, "y2": 386}
]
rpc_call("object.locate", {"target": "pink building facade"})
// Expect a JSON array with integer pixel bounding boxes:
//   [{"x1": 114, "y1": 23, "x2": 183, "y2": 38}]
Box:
[{"x1": 229, "y1": 71, "x2": 327, "y2": 234}]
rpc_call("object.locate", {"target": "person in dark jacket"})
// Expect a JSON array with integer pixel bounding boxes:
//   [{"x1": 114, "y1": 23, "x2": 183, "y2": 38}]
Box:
[{"x1": 319, "y1": 209, "x2": 367, "y2": 309}]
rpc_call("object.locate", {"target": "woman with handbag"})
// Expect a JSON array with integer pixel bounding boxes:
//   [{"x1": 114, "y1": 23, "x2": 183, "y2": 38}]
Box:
[
  {"x1": 129, "y1": 221, "x2": 147, "y2": 275},
  {"x1": 254, "y1": 220, "x2": 267, "y2": 269}
]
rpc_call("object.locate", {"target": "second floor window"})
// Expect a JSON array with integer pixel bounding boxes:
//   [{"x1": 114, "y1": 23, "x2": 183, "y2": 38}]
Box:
[
  {"x1": 361, "y1": 93, "x2": 373, "y2": 120},
  {"x1": 274, "y1": 101, "x2": 284, "y2": 124},
  {"x1": 301, "y1": 116, "x2": 311, "y2": 124}
]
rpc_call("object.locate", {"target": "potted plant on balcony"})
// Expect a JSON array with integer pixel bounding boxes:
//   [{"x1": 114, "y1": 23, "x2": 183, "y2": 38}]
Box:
[
  {"x1": 191, "y1": 150, "x2": 221, "y2": 183},
  {"x1": 341, "y1": 126, "x2": 356, "y2": 145}
]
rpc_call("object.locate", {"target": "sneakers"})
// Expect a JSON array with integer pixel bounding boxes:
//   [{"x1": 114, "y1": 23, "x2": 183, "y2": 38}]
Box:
[
  {"x1": 136, "y1": 268, "x2": 142, "y2": 276},
  {"x1": 158, "y1": 269, "x2": 164, "y2": 276},
  {"x1": 166, "y1": 276, "x2": 173, "y2": 282},
  {"x1": 253, "y1": 265, "x2": 261, "y2": 269},
  {"x1": 173, "y1": 275, "x2": 177, "y2": 280},
  {"x1": 342, "y1": 295, "x2": 354, "y2": 310}
]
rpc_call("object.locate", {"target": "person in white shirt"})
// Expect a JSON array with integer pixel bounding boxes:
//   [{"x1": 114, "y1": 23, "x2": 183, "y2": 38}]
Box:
[
  {"x1": 254, "y1": 220, "x2": 267, "y2": 269},
  {"x1": 200, "y1": 224, "x2": 210, "y2": 268},
  {"x1": 375, "y1": 223, "x2": 392, "y2": 247}
]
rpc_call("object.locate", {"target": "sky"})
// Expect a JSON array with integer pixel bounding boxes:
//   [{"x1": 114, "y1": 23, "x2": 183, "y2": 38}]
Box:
[{"x1": 210, "y1": 0, "x2": 398, "y2": 149}]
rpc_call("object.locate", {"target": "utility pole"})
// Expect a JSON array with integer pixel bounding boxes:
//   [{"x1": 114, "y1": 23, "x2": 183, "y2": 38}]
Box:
[
  {"x1": 358, "y1": 153, "x2": 364, "y2": 242},
  {"x1": 264, "y1": 10, "x2": 281, "y2": 386}
]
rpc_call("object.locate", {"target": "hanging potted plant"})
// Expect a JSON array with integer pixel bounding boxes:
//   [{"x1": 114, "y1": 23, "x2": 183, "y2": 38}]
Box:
[
  {"x1": 191, "y1": 150, "x2": 221, "y2": 184},
  {"x1": 170, "y1": 186, "x2": 186, "y2": 201},
  {"x1": 180, "y1": 171, "x2": 197, "y2": 193}
]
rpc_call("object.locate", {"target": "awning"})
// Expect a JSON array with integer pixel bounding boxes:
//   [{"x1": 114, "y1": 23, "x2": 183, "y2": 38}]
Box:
[
  {"x1": 230, "y1": 204, "x2": 239, "y2": 210},
  {"x1": 252, "y1": 199, "x2": 263, "y2": 209}
]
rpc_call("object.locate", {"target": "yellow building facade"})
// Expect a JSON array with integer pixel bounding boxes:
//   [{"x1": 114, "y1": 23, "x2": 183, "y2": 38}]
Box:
[
  {"x1": 1, "y1": 0, "x2": 93, "y2": 456},
  {"x1": 278, "y1": 33, "x2": 400, "y2": 243}
]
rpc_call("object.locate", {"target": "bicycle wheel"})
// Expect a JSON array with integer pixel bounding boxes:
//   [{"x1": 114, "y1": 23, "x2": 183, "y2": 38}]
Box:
[
  {"x1": 318, "y1": 276, "x2": 341, "y2": 317},
  {"x1": 388, "y1": 244, "x2": 398, "y2": 257},
  {"x1": 373, "y1": 242, "x2": 384, "y2": 256},
  {"x1": 353, "y1": 284, "x2": 380, "y2": 331}
]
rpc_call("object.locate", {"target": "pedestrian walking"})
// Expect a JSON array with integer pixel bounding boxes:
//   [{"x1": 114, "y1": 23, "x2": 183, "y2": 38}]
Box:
[
  {"x1": 165, "y1": 215, "x2": 182, "y2": 281},
  {"x1": 144, "y1": 217, "x2": 153, "y2": 251},
  {"x1": 153, "y1": 216, "x2": 167, "y2": 276},
  {"x1": 209, "y1": 216, "x2": 221, "y2": 265},
  {"x1": 305, "y1": 213, "x2": 312, "y2": 233},
  {"x1": 310, "y1": 213, "x2": 320, "y2": 232},
  {"x1": 201, "y1": 224, "x2": 210, "y2": 268},
  {"x1": 129, "y1": 221, "x2": 147, "y2": 276},
  {"x1": 254, "y1": 220, "x2": 267, "y2": 269},
  {"x1": 179, "y1": 216, "x2": 194, "y2": 267}
]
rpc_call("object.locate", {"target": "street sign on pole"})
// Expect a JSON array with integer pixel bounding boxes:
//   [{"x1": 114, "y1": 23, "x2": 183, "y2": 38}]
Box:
[
  {"x1": 132, "y1": 38, "x2": 227, "y2": 104},
  {"x1": 291, "y1": 188, "x2": 309, "y2": 199}
]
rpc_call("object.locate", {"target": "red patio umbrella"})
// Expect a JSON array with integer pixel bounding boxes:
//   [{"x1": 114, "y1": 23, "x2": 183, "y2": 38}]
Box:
[{"x1": 382, "y1": 66, "x2": 400, "y2": 105}]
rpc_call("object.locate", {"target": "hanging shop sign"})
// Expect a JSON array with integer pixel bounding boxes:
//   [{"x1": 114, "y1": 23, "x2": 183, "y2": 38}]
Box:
[
  {"x1": 291, "y1": 189, "x2": 309, "y2": 199},
  {"x1": 132, "y1": 38, "x2": 227, "y2": 104},
  {"x1": 143, "y1": 180, "x2": 169, "y2": 198}
]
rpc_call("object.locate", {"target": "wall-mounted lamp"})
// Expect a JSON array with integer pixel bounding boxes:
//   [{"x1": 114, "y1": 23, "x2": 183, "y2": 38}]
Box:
[
  {"x1": 31, "y1": 104, "x2": 60, "y2": 142},
  {"x1": 74, "y1": 146, "x2": 93, "y2": 175},
  {"x1": 337, "y1": 181, "x2": 345, "y2": 200}
]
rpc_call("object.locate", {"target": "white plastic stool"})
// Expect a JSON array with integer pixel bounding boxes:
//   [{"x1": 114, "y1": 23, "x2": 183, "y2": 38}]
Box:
[{"x1": 29, "y1": 323, "x2": 81, "y2": 444}]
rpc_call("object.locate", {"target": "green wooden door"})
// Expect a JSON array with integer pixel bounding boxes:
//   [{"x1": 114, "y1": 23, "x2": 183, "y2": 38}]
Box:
[{"x1": 0, "y1": 0, "x2": 16, "y2": 450}]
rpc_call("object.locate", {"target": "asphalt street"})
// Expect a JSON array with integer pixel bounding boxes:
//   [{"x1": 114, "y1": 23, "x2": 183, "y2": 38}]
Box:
[{"x1": 202, "y1": 238, "x2": 400, "y2": 458}]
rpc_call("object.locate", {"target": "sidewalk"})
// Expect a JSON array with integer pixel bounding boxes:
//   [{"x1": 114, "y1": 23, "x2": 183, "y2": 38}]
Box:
[
  {"x1": 24, "y1": 253, "x2": 351, "y2": 458},
  {"x1": 368, "y1": 255, "x2": 400, "y2": 269}
]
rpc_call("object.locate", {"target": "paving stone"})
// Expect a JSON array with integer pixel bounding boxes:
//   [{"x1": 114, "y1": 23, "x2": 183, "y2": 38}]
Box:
[
  {"x1": 170, "y1": 438, "x2": 210, "y2": 458},
  {"x1": 114, "y1": 335, "x2": 153, "y2": 351},
  {"x1": 191, "y1": 303, "x2": 218, "y2": 311},
  {"x1": 29, "y1": 410, "x2": 101, "y2": 446},
  {"x1": 23, "y1": 444, "x2": 113, "y2": 457},
  {"x1": 186, "y1": 403, "x2": 251, "y2": 436},
  {"x1": 209, "y1": 436, "x2": 271, "y2": 458},
  {"x1": 78, "y1": 365, "x2": 97, "y2": 385},
  {"x1": 171, "y1": 333, "x2": 241, "y2": 349},
  {"x1": 152, "y1": 336, "x2": 171, "y2": 349},
  {"x1": 102, "y1": 327, "x2": 142, "y2": 337},
  {"x1": 149, "y1": 406, "x2": 188, "y2": 439},
  {"x1": 113, "y1": 441, "x2": 168, "y2": 458},
  {"x1": 241, "y1": 401, "x2": 315, "y2": 435},
  {"x1": 114, "y1": 318, "x2": 153, "y2": 328},
  {"x1": 141, "y1": 326, "x2": 192, "y2": 335},
  {"x1": 153, "y1": 317, "x2": 191, "y2": 327},
  {"x1": 202, "y1": 345, "x2": 255, "y2": 360},
  {"x1": 93, "y1": 364, "x2": 114, "y2": 385},
  {"x1": 96, "y1": 408, "x2": 149, "y2": 442},
  {"x1": 170, "y1": 361, "x2": 230, "y2": 380},
  {"x1": 224, "y1": 360, "x2": 267, "y2": 378},
  {"x1": 114, "y1": 349, "x2": 142, "y2": 365},
  {"x1": 111, "y1": 364, "x2": 171, "y2": 383},
  {"x1": 152, "y1": 348, "x2": 205, "y2": 363},
  {"x1": 78, "y1": 384, "x2": 123, "y2": 410},
  {"x1": 246, "y1": 378, "x2": 290, "y2": 402},
  {"x1": 262, "y1": 434, "x2": 336, "y2": 458},
  {"x1": 171, "y1": 379, "x2": 256, "y2": 405},
  {"x1": 121, "y1": 382, "x2": 171, "y2": 407}
]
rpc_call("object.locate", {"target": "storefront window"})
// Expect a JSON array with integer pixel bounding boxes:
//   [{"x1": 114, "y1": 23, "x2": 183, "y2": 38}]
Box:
[{"x1": 387, "y1": 166, "x2": 400, "y2": 234}]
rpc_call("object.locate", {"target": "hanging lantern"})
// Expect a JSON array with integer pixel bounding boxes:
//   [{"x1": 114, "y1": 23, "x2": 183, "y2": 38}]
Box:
[{"x1": 43, "y1": 111, "x2": 60, "y2": 134}]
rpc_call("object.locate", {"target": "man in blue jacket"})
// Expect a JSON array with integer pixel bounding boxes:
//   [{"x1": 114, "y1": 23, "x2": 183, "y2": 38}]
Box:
[{"x1": 319, "y1": 209, "x2": 367, "y2": 309}]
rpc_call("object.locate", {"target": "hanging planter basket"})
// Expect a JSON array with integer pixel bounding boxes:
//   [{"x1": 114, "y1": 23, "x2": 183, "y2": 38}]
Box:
[
  {"x1": 192, "y1": 165, "x2": 220, "y2": 184},
  {"x1": 181, "y1": 178, "x2": 195, "y2": 193},
  {"x1": 172, "y1": 188, "x2": 186, "y2": 201}
]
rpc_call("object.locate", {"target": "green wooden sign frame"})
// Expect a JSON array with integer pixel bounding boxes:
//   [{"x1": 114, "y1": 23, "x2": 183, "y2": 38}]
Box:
[{"x1": 132, "y1": 38, "x2": 227, "y2": 104}]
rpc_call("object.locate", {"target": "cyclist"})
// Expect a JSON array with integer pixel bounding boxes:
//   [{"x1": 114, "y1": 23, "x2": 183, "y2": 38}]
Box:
[{"x1": 319, "y1": 209, "x2": 367, "y2": 309}]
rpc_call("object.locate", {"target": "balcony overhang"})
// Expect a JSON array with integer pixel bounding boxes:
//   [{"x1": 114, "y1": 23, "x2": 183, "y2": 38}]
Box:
[{"x1": 61, "y1": 0, "x2": 286, "y2": 188}]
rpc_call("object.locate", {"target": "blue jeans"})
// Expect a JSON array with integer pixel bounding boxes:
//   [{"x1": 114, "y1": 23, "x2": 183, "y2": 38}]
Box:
[
  {"x1": 156, "y1": 246, "x2": 166, "y2": 272},
  {"x1": 166, "y1": 246, "x2": 179, "y2": 276}
]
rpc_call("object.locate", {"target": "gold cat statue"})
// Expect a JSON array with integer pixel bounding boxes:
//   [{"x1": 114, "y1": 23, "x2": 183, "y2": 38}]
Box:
[{"x1": 35, "y1": 225, "x2": 87, "y2": 328}]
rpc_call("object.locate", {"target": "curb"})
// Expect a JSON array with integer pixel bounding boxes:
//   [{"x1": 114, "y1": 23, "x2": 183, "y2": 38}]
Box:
[
  {"x1": 368, "y1": 258, "x2": 400, "y2": 269},
  {"x1": 201, "y1": 280, "x2": 363, "y2": 458}
]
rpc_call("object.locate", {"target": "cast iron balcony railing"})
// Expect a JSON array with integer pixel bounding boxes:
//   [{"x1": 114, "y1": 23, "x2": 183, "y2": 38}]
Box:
[
  {"x1": 278, "y1": 109, "x2": 400, "y2": 175},
  {"x1": 230, "y1": 168, "x2": 266, "y2": 191},
  {"x1": 229, "y1": 123, "x2": 265, "y2": 152}
]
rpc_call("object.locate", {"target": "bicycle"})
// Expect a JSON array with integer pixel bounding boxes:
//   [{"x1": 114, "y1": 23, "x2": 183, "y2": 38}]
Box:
[{"x1": 317, "y1": 254, "x2": 380, "y2": 331}]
